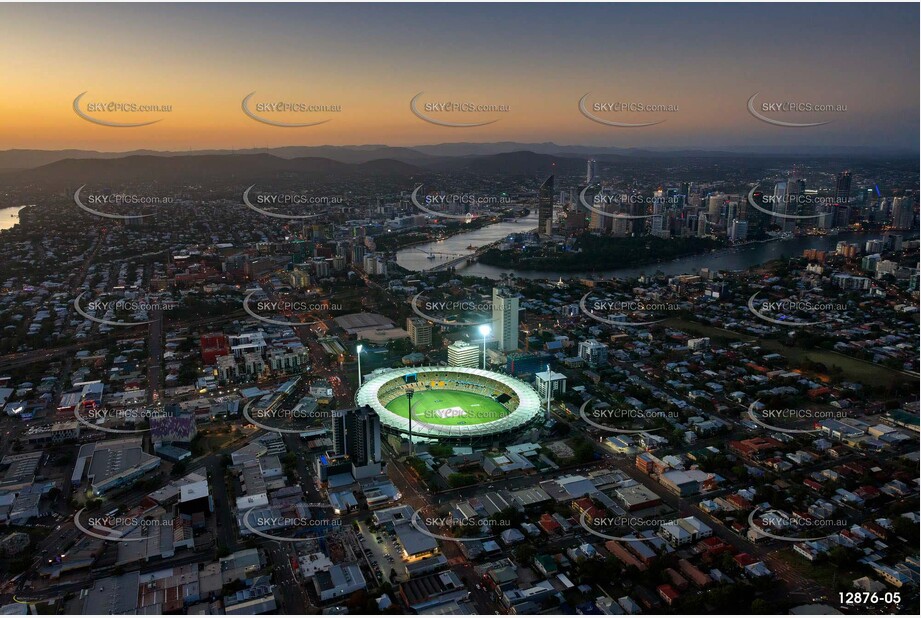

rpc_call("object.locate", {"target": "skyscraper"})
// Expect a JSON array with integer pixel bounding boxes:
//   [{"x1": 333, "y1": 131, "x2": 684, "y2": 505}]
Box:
[
  {"x1": 730, "y1": 219, "x2": 748, "y2": 242},
  {"x1": 538, "y1": 175, "x2": 554, "y2": 237},
  {"x1": 891, "y1": 196, "x2": 915, "y2": 230},
  {"x1": 586, "y1": 159, "x2": 598, "y2": 183},
  {"x1": 331, "y1": 405, "x2": 382, "y2": 478},
  {"x1": 492, "y1": 287, "x2": 520, "y2": 352},
  {"x1": 782, "y1": 177, "x2": 800, "y2": 233},
  {"x1": 707, "y1": 193, "x2": 724, "y2": 221},
  {"x1": 697, "y1": 213, "x2": 709, "y2": 236},
  {"x1": 772, "y1": 181, "x2": 797, "y2": 233},
  {"x1": 588, "y1": 187, "x2": 613, "y2": 233},
  {"x1": 835, "y1": 171, "x2": 852, "y2": 205},
  {"x1": 566, "y1": 186, "x2": 589, "y2": 232}
]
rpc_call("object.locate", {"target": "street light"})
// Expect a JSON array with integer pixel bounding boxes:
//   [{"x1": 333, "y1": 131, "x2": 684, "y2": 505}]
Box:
[
  {"x1": 356, "y1": 344, "x2": 363, "y2": 387},
  {"x1": 478, "y1": 324, "x2": 491, "y2": 369}
]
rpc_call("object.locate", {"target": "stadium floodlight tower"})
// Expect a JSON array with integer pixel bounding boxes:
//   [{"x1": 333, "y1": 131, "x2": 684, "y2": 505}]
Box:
[
  {"x1": 545, "y1": 364, "x2": 552, "y2": 420},
  {"x1": 404, "y1": 373, "x2": 418, "y2": 455},
  {"x1": 478, "y1": 323, "x2": 491, "y2": 369},
  {"x1": 356, "y1": 344, "x2": 363, "y2": 387}
]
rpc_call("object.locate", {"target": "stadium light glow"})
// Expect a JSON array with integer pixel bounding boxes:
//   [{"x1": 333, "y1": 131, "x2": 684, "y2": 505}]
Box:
[
  {"x1": 355, "y1": 366, "x2": 541, "y2": 440},
  {"x1": 479, "y1": 324, "x2": 491, "y2": 369}
]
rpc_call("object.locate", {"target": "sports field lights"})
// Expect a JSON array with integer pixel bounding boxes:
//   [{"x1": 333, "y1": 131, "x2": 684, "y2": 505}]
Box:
[{"x1": 478, "y1": 324, "x2": 491, "y2": 369}]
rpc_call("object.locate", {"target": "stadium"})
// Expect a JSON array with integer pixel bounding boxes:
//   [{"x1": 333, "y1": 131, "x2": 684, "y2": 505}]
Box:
[{"x1": 355, "y1": 366, "x2": 543, "y2": 442}]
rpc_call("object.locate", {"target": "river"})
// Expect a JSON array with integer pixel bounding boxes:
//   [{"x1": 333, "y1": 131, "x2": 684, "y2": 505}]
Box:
[
  {"x1": 395, "y1": 214, "x2": 887, "y2": 280},
  {"x1": 0, "y1": 205, "x2": 26, "y2": 232}
]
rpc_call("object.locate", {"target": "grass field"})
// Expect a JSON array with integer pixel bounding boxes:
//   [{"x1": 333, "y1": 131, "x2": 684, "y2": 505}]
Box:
[{"x1": 385, "y1": 389, "x2": 509, "y2": 425}]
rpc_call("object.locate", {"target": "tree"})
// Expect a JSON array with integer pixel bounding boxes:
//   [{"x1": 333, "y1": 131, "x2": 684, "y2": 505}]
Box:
[
  {"x1": 447, "y1": 473, "x2": 476, "y2": 488},
  {"x1": 346, "y1": 590, "x2": 369, "y2": 611},
  {"x1": 514, "y1": 544, "x2": 537, "y2": 564},
  {"x1": 427, "y1": 444, "x2": 453, "y2": 459},
  {"x1": 750, "y1": 598, "x2": 771, "y2": 613},
  {"x1": 572, "y1": 439, "x2": 595, "y2": 463}
]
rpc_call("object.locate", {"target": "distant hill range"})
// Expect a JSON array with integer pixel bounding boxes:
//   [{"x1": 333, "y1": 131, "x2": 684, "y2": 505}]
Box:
[
  {"x1": 0, "y1": 142, "x2": 914, "y2": 190},
  {"x1": 5, "y1": 154, "x2": 419, "y2": 185},
  {"x1": 0, "y1": 150, "x2": 598, "y2": 189},
  {"x1": 0, "y1": 141, "x2": 913, "y2": 174}
]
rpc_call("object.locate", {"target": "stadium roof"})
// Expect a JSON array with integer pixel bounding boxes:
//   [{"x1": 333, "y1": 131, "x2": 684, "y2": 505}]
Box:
[{"x1": 355, "y1": 366, "x2": 542, "y2": 439}]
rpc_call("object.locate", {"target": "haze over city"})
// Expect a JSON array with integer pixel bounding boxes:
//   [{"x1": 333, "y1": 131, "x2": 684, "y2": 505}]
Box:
[{"x1": 0, "y1": 3, "x2": 918, "y2": 153}]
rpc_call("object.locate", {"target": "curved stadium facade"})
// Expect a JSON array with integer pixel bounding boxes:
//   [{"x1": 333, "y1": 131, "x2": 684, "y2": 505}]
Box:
[{"x1": 355, "y1": 366, "x2": 543, "y2": 441}]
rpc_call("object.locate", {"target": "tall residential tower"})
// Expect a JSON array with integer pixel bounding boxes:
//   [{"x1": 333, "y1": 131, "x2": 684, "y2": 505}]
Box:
[{"x1": 492, "y1": 287, "x2": 520, "y2": 352}]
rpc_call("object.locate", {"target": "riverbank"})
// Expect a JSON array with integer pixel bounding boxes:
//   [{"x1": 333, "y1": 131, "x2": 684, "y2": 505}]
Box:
[
  {"x1": 478, "y1": 235, "x2": 725, "y2": 273},
  {"x1": 395, "y1": 217, "x2": 884, "y2": 281},
  {"x1": 0, "y1": 205, "x2": 27, "y2": 232},
  {"x1": 394, "y1": 215, "x2": 539, "y2": 272},
  {"x1": 374, "y1": 215, "x2": 504, "y2": 253}
]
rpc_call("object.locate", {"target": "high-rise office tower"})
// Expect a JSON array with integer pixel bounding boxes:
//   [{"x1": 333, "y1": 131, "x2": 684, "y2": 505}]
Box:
[
  {"x1": 730, "y1": 219, "x2": 748, "y2": 242},
  {"x1": 538, "y1": 175, "x2": 554, "y2": 237},
  {"x1": 771, "y1": 181, "x2": 797, "y2": 233},
  {"x1": 697, "y1": 213, "x2": 709, "y2": 236},
  {"x1": 650, "y1": 196, "x2": 669, "y2": 238},
  {"x1": 835, "y1": 171, "x2": 852, "y2": 204},
  {"x1": 566, "y1": 186, "x2": 589, "y2": 232},
  {"x1": 626, "y1": 195, "x2": 646, "y2": 236},
  {"x1": 492, "y1": 287, "x2": 520, "y2": 352},
  {"x1": 782, "y1": 178, "x2": 800, "y2": 233},
  {"x1": 707, "y1": 193, "x2": 724, "y2": 224},
  {"x1": 725, "y1": 201, "x2": 739, "y2": 230},
  {"x1": 612, "y1": 216, "x2": 629, "y2": 237},
  {"x1": 588, "y1": 187, "x2": 613, "y2": 233},
  {"x1": 891, "y1": 196, "x2": 915, "y2": 230},
  {"x1": 834, "y1": 204, "x2": 853, "y2": 228},
  {"x1": 586, "y1": 159, "x2": 598, "y2": 183}
]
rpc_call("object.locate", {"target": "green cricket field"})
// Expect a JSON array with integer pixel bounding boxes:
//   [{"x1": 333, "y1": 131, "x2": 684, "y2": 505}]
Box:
[{"x1": 385, "y1": 389, "x2": 509, "y2": 425}]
